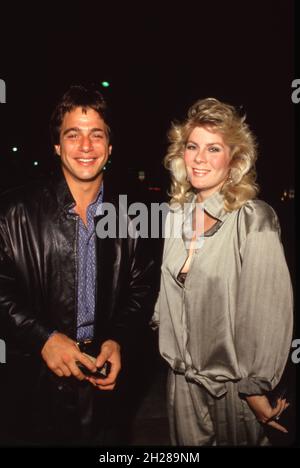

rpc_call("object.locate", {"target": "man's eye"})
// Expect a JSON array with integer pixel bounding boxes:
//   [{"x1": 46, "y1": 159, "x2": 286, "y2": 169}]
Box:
[
  {"x1": 67, "y1": 133, "x2": 78, "y2": 139},
  {"x1": 92, "y1": 133, "x2": 103, "y2": 139}
]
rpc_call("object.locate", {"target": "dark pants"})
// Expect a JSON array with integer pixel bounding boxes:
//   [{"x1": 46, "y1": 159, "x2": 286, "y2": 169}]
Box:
[
  {"x1": 1, "y1": 330, "x2": 156, "y2": 446},
  {"x1": 0, "y1": 348, "x2": 121, "y2": 446}
]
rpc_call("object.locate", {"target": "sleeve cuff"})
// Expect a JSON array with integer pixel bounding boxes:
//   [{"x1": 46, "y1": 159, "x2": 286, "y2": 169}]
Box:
[{"x1": 237, "y1": 377, "x2": 274, "y2": 396}]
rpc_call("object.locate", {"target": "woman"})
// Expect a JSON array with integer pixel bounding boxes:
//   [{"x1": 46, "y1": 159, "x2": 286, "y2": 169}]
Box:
[{"x1": 153, "y1": 98, "x2": 293, "y2": 446}]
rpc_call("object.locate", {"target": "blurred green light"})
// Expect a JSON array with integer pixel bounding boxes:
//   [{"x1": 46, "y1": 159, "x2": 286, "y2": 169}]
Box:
[{"x1": 101, "y1": 81, "x2": 110, "y2": 88}]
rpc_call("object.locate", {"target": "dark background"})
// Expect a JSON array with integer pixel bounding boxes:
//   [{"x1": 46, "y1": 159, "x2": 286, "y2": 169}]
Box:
[
  {"x1": 0, "y1": 0, "x2": 297, "y2": 447},
  {"x1": 0, "y1": 1, "x2": 295, "y2": 270}
]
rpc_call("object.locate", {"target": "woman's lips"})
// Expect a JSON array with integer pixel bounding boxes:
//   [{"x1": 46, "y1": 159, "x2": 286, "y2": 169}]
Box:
[{"x1": 192, "y1": 168, "x2": 210, "y2": 176}]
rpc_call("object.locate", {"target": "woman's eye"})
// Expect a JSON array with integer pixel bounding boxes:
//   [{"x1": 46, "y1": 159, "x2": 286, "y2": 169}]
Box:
[
  {"x1": 186, "y1": 144, "x2": 196, "y2": 150},
  {"x1": 208, "y1": 146, "x2": 221, "y2": 152}
]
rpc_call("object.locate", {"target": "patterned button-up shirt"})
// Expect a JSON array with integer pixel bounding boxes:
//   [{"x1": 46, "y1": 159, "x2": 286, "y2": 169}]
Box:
[{"x1": 70, "y1": 185, "x2": 103, "y2": 341}]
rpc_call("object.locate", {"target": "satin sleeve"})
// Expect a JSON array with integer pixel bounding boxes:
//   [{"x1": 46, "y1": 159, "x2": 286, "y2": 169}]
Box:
[{"x1": 235, "y1": 202, "x2": 293, "y2": 395}]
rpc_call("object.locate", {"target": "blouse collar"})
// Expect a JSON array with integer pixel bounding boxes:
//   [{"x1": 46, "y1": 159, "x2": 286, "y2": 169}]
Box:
[{"x1": 200, "y1": 191, "x2": 229, "y2": 222}]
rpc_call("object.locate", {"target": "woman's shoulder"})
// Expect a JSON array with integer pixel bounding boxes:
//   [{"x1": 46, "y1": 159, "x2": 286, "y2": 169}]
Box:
[{"x1": 237, "y1": 198, "x2": 280, "y2": 234}]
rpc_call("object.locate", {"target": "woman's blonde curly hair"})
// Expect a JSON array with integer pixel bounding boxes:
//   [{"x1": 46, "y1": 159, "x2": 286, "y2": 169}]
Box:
[{"x1": 164, "y1": 98, "x2": 259, "y2": 211}]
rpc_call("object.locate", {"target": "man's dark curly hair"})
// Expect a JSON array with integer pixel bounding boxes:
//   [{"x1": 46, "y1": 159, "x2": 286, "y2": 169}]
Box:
[{"x1": 50, "y1": 84, "x2": 111, "y2": 145}]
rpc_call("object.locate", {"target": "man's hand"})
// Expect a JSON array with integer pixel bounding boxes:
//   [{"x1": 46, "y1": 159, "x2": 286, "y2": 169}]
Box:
[
  {"x1": 86, "y1": 340, "x2": 121, "y2": 391},
  {"x1": 245, "y1": 394, "x2": 290, "y2": 433},
  {"x1": 41, "y1": 332, "x2": 97, "y2": 380}
]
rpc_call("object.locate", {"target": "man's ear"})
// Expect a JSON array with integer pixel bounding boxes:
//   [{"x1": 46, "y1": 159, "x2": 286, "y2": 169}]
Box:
[
  {"x1": 108, "y1": 145, "x2": 112, "y2": 156},
  {"x1": 54, "y1": 145, "x2": 61, "y2": 156}
]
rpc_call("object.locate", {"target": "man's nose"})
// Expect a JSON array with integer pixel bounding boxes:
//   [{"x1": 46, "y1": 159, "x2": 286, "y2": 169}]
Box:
[{"x1": 80, "y1": 135, "x2": 93, "y2": 152}]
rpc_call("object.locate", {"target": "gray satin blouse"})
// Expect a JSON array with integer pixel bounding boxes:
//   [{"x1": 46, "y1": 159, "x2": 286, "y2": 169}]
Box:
[{"x1": 153, "y1": 191, "x2": 293, "y2": 398}]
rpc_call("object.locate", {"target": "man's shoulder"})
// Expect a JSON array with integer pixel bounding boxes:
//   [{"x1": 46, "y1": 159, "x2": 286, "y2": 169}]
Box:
[{"x1": 0, "y1": 178, "x2": 51, "y2": 218}]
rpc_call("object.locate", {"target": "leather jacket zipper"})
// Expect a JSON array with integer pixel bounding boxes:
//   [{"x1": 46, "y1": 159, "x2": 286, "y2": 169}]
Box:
[{"x1": 73, "y1": 215, "x2": 79, "y2": 340}]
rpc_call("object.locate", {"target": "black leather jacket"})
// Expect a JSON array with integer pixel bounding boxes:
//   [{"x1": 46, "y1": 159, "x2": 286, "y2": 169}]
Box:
[{"x1": 0, "y1": 169, "x2": 157, "y2": 357}]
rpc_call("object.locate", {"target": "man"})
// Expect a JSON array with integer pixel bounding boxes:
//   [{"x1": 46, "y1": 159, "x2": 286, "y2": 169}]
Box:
[{"x1": 0, "y1": 85, "x2": 157, "y2": 445}]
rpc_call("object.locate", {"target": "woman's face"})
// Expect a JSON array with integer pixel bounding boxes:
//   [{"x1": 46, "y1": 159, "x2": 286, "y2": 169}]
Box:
[{"x1": 183, "y1": 126, "x2": 231, "y2": 201}]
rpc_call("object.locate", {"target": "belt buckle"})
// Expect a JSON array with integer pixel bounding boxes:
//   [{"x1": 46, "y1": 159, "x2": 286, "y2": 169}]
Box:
[{"x1": 76, "y1": 339, "x2": 93, "y2": 353}]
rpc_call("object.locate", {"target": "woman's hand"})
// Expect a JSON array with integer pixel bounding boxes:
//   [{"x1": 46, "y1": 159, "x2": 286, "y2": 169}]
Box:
[{"x1": 245, "y1": 394, "x2": 289, "y2": 433}]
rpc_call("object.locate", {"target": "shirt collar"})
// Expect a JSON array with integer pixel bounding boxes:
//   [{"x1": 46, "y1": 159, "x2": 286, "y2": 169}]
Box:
[
  {"x1": 190, "y1": 191, "x2": 229, "y2": 222},
  {"x1": 202, "y1": 191, "x2": 229, "y2": 222},
  {"x1": 68, "y1": 183, "x2": 104, "y2": 216},
  {"x1": 95, "y1": 184, "x2": 104, "y2": 216}
]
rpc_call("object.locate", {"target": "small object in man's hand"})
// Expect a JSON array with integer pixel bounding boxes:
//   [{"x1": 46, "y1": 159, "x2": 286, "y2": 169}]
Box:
[{"x1": 76, "y1": 353, "x2": 111, "y2": 379}]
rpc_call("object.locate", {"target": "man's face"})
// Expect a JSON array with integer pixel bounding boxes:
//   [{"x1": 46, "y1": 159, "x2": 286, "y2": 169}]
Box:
[{"x1": 55, "y1": 107, "x2": 112, "y2": 185}]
